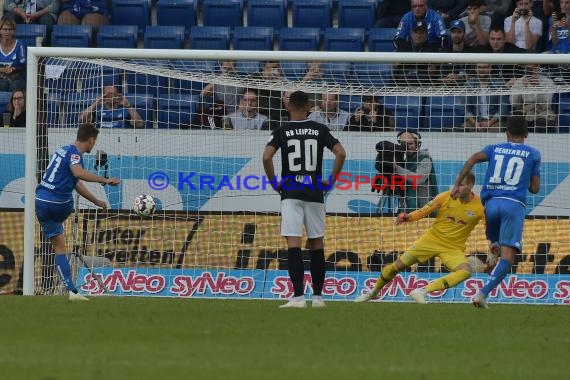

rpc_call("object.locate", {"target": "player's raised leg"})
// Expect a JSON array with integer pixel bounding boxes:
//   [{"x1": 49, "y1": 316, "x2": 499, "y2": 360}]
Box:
[
  {"x1": 411, "y1": 258, "x2": 472, "y2": 304},
  {"x1": 355, "y1": 253, "x2": 416, "y2": 302}
]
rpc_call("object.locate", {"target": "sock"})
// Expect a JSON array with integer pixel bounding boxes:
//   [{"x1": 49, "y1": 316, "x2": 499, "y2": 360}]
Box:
[
  {"x1": 425, "y1": 269, "x2": 471, "y2": 292},
  {"x1": 287, "y1": 248, "x2": 304, "y2": 297},
  {"x1": 481, "y1": 258, "x2": 511, "y2": 296},
  {"x1": 372, "y1": 263, "x2": 399, "y2": 294},
  {"x1": 309, "y1": 249, "x2": 325, "y2": 296},
  {"x1": 55, "y1": 254, "x2": 78, "y2": 294}
]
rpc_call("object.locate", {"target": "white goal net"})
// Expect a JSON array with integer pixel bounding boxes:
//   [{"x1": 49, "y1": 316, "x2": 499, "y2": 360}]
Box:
[{"x1": 10, "y1": 48, "x2": 570, "y2": 304}]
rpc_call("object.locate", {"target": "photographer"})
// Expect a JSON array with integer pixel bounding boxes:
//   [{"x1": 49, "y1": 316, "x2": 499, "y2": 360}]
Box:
[
  {"x1": 549, "y1": 3, "x2": 570, "y2": 53},
  {"x1": 504, "y1": 0, "x2": 543, "y2": 51},
  {"x1": 390, "y1": 130, "x2": 438, "y2": 211}
]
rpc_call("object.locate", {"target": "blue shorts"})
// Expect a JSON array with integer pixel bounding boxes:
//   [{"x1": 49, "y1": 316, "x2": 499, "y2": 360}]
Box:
[
  {"x1": 484, "y1": 198, "x2": 525, "y2": 251},
  {"x1": 35, "y1": 198, "x2": 74, "y2": 239}
]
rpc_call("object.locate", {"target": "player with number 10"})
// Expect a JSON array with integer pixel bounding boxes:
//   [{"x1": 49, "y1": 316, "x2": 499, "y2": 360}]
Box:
[
  {"x1": 263, "y1": 91, "x2": 346, "y2": 308},
  {"x1": 452, "y1": 116, "x2": 541, "y2": 308}
]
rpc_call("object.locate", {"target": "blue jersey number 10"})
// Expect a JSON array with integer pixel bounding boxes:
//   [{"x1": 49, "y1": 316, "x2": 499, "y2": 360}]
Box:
[{"x1": 489, "y1": 154, "x2": 524, "y2": 186}]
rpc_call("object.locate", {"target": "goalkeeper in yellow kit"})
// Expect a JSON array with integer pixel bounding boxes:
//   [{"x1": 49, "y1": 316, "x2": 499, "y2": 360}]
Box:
[{"x1": 355, "y1": 172, "x2": 485, "y2": 304}]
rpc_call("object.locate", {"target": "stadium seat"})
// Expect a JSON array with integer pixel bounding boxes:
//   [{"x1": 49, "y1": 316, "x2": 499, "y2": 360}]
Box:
[
  {"x1": 321, "y1": 62, "x2": 352, "y2": 86},
  {"x1": 43, "y1": 59, "x2": 79, "y2": 92},
  {"x1": 156, "y1": 0, "x2": 196, "y2": 34},
  {"x1": 97, "y1": 25, "x2": 138, "y2": 49},
  {"x1": 156, "y1": 94, "x2": 198, "y2": 129},
  {"x1": 60, "y1": 92, "x2": 99, "y2": 127},
  {"x1": 280, "y1": 61, "x2": 308, "y2": 81},
  {"x1": 126, "y1": 62, "x2": 170, "y2": 99},
  {"x1": 144, "y1": 26, "x2": 185, "y2": 49},
  {"x1": 247, "y1": 0, "x2": 287, "y2": 29},
  {"x1": 323, "y1": 28, "x2": 365, "y2": 52},
  {"x1": 557, "y1": 92, "x2": 570, "y2": 133},
  {"x1": 353, "y1": 62, "x2": 393, "y2": 87},
  {"x1": 236, "y1": 60, "x2": 261, "y2": 75},
  {"x1": 338, "y1": 0, "x2": 377, "y2": 29},
  {"x1": 170, "y1": 60, "x2": 217, "y2": 95},
  {"x1": 279, "y1": 27, "x2": 321, "y2": 51},
  {"x1": 291, "y1": 0, "x2": 332, "y2": 30},
  {"x1": 384, "y1": 95, "x2": 424, "y2": 130},
  {"x1": 51, "y1": 25, "x2": 92, "y2": 47},
  {"x1": 423, "y1": 96, "x2": 466, "y2": 131},
  {"x1": 14, "y1": 24, "x2": 46, "y2": 47},
  {"x1": 80, "y1": 65, "x2": 123, "y2": 90},
  {"x1": 0, "y1": 91, "x2": 11, "y2": 113},
  {"x1": 233, "y1": 27, "x2": 274, "y2": 50},
  {"x1": 323, "y1": 28, "x2": 364, "y2": 51},
  {"x1": 368, "y1": 28, "x2": 397, "y2": 52},
  {"x1": 112, "y1": 0, "x2": 151, "y2": 34},
  {"x1": 202, "y1": 0, "x2": 243, "y2": 28},
  {"x1": 189, "y1": 26, "x2": 231, "y2": 50}
]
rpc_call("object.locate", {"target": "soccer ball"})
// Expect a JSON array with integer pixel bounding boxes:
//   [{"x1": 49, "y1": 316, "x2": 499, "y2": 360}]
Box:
[{"x1": 133, "y1": 194, "x2": 156, "y2": 217}]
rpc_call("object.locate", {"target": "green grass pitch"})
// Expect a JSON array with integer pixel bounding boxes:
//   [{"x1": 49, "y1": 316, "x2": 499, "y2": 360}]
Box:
[{"x1": 2, "y1": 297, "x2": 568, "y2": 380}]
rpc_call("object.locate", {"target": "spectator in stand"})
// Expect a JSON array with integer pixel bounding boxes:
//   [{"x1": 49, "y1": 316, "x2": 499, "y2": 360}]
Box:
[
  {"x1": 439, "y1": 20, "x2": 474, "y2": 86},
  {"x1": 261, "y1": 90, "x2": 294, "y2": 130},
  {"x1": 80, "y1": 85, "x2": 144, "y2": 129},
  {"x1": 0, "y1": 17, "x2": 26, "y2": 92},
  {"x1": 7, "y1": 89, "x2": 26, "y2": 128},
  {"x1": 511, "y1": 64, "x2": 557, "y2": 133},
  {"x1": 248, "y1": 61, "x2": 284, "y2": 131},
  {"x1": 201, "y1": 60, "x2": 243, "y2": 116},
  {"x1": 308, "y1": 93, "x2": 351, "y2": 131},
  {"x1": 224, "y1": 89, "x2": 268, "y2": 130},
  {"x1": 485, "y1": 0, "x2": 514, "y2": 26},
  {"x1": 393, "y1": 20, "x2": 440, "y2": 86},
  {"x1": 429, "y1": 0, "x2": 464, "y2": 25},
  {"x1": 549, "y1": 0, "x2": 570, "y2": 53},
  {"x1": 344, "y1": 95, "x2": 394, "y2": 132},
  {"x1": 464, "y1": 63, "x2": 509, "y2": 132},
  {"x1": 394, "y1": 0, "x2": 448, "y2": 50},
  {"x1": 504, "y1": 0, "x2": 543, "y2": 51},
  {"x1": 459, "y1": 0, "x2": 492, "y2": 46},
  {"x1": 58, "y1": 1, "x2": 110, "y2": 36},
  {"x1": 375, "y1": 0, "x2": 411, "y2": 28},
  {"x1": 4, "y1": 1, "x2": 59, "y2": 38},
  {"x1": 478, "y1": 26, "x2": 526, "y2": 87}
]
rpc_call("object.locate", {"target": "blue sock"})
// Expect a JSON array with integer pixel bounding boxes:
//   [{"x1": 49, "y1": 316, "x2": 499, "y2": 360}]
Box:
[
  {"x1": 55, "y1": 254, "x2": 78, "y2": 294},
  {"x1": 481, "y1": 258, "x2": 511, "y2": 296}
]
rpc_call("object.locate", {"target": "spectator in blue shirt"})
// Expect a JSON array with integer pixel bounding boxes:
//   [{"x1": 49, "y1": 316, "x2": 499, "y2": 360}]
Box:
[
  {"x1": 394, "y1": 0, "x2": 448, "y2": 50},
  {"x1": 549, "y1": 0, "x2": 570, "y2": 53},
  {"x1": 0, "y1": 17, "x2": 26, "y2": 92},
  {"x1": 80, "y1": 85, "x2": 144, "y2": 129}
]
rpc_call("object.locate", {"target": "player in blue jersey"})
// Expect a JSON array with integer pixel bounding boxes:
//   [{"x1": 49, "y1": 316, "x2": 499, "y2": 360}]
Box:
[
  {"x1": 35, "y1": 123, "x2": 120, "y2": 300},
  {"x1": 452, "y1": 116, "x2": 541, "y2": 309}
]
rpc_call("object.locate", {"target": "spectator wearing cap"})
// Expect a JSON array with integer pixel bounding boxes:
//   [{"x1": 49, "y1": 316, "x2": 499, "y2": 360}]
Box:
[
  {"x1": 394, "y1": 20, "x2": 440, "y2": 86},
  {"x1": 439, "y1": 20, "x2": 475, "y2": 86},
  {"x1": 459, "y1": 0, "x2": 491, "y2": 46},
  {"x1": 344, "y1": 95, "x2": 394, "y2": 132},
  {"x1": 394, "y1": 0, "x2": 448, "y2": 50}
]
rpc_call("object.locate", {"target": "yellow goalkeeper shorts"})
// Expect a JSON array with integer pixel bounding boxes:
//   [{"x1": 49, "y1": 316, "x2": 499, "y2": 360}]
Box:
[{"x1": 403, "y1": 238, "x2": 468, "y2": 271}]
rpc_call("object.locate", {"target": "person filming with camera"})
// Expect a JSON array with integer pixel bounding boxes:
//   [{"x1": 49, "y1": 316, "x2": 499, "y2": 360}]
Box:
[
  {"x1": 389, "y1": 130, "x2": 438, "y2": 211},
  {"x1": 504, "y1": 0, "x2": 543, "y2": 51}
]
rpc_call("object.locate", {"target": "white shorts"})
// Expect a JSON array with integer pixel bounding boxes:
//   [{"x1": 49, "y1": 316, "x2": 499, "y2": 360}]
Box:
[{"x1": 280, "y1": 198, "x2": 325, "y2": 238}]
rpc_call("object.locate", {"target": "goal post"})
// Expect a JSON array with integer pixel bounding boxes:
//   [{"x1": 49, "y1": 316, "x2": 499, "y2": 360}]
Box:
[{"x1": 21, "y1": 47, "x2": 570, "y2": 303}]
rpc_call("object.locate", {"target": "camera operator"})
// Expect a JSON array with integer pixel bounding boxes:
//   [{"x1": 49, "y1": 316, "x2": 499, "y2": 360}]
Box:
[{"x1": 390, "y1": 130, "x2": 438, "y2": 211}]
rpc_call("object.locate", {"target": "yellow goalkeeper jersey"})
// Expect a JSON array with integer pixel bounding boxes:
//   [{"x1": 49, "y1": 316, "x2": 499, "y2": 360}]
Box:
[{"x1": 407, "y1": 191, "x2": 485, "y2": 251}]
